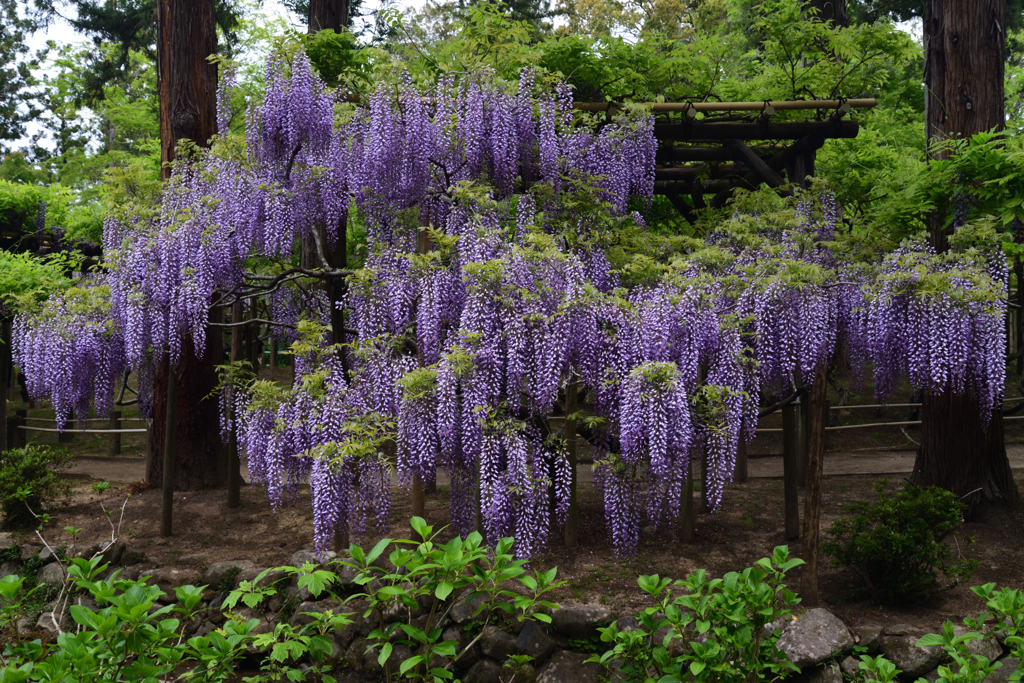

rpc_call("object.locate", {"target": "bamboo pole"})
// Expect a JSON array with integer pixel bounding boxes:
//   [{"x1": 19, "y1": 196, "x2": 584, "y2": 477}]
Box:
[
  {"x1": 679, "y1": 459, "x2": 695, "y2": 542},
  {"x1": 228, "y1": 301, "x2": 243, "y2": 509},
  {"x1": 574, "y1": 98, "x2": 876, "y2": 113},
  {"x1": 160, "y1": 366, "x2": 179, "y2": 538},
  {"x1": 107, "y1": 411, "x2": 122, "y2": 456},
  {"x1": 0, "y1": 317, "x2": 9, "y2": 451},
  {"x1": 564, "y1": 379, "x2": 579, "y2": 547},
  {"x1": 734, "y1": 427, "x2": 748, "y2": 483},
  {"x1": 782, "y1": 403, "x2": 800, "y2": 541}
]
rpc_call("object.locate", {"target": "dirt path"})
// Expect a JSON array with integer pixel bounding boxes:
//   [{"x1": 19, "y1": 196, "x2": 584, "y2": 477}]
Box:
[{"x1": 66, "y1": 446, "x2": 1024, "y2": 484}]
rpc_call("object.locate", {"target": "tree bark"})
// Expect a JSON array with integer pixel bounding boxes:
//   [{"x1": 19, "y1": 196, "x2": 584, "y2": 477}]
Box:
[
  {"x1": 914, "y1": 0, "x2": 1018, "y2": 516},
  {"x1": 148, "y1": 324, "x2": 226, "y2": 490},
  {"x1": 157, "y1": 0, "x2": 218, "y2": 177},
  {"x1": 149, "y1": 0, "x2": 223, "y2": 491},
  {"x1": 308, "y1": 0, "x2": 349, "y2": 31},
  {"x1": 913, "y1": 391, "x2": 1020, "y2": 518},
  {"x1": 805, "y1": 0, "x2": 848, "y2": 25}
]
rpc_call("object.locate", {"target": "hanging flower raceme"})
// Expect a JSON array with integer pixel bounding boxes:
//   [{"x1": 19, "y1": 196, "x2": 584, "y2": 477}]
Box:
[
  {"x1": 13, "y1": 280, "x2": 127, "y2": 429},
  {"x1": 867, "y1": 239, "x2": 1006, "y2": 419}
]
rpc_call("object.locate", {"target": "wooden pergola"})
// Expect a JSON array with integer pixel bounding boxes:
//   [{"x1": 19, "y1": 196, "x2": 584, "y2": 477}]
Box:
[{"x1": 577, "y1": 98, "x2": 875, "y2": 221}]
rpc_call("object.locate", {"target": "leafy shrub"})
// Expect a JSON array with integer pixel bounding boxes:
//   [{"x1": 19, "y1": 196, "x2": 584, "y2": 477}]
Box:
[
  {"x1": 0, "y1": 445, "x2": 74, "y2": 528},
  {"x1": 590, "y1": 546, "x2": 805, "y2": 683},
  {"x1": 823, "y1": 480, "x2": 976, "y2": 603}
]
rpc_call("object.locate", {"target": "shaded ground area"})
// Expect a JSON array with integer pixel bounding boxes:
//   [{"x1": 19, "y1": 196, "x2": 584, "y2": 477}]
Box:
[{"x1": 5, "y1": 378, "x2": 1024, "y2": 637}]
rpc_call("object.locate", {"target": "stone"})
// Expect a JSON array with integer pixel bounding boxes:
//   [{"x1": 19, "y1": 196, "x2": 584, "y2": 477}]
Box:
[
  {"x1": 144, "y1": 567, "x2": 197, "y2": 603},
  {"x1": 35, "y1": 562, "x2": 65, "y2": 589},
  {"x1": 481, "y1": 625, "x2": 520, "y2": 661},
  {"x1": 345, "y1": 637, "x2": 370, "y2": 669},
  {"x1": 289, "y1": 549, "x2": 336, "y2": 568},
  {"x1": 805, "y1": 663, "x2": 843, "y2": 683},
  {"x1": 516, "y1": 621, "x2": 558, "y2": 664},
  {"x1": 0, "y1": 538, "x2": 13, "y2": 551},
  {"x1": 536, "y1": 649, "x2": 603, "y2": 683},
  {"x1": 290, "y1": 600, "x2": 338, "y2": 627},
  {"x1": 98, "y1": 540, "x2": 126, "y2": 566},
  {"x1": 193, "y1": 620, "x2": 217, "y2": 639},
  {"x1": 20, "y1": 544, "x2": 41, "y2": 561},
  {"x1": 884, "y1": 624, "x2": 917, "y2": 637},
  {"x1": 283, "y1": 582, "x2": 313, "y2": 604},
  {"x1": 0, "y1": 562, "x2": 20, "y2": 579},
  {"x1": 333, "y1": 625, "x2": 357, "y2": 652},
  {"x1": 37, "y1": 546, "x2": 58, "y2": 564},
  {"x1": 16, "y1": 616, "x2": 33, "y2": 637},
  {"x1": 614, "y1": 615, "x2": 639, "y2": 633},
  {"x1": 984, "y1": 657, "x2": 1022, "y2": 683},
  {"x1": 841, "y1": 656, "x2": 861, "y2": 678},
  {"x1": 346, "y1": 598, "x2": 381, "y2": 636},
  {"x1": 237, "y1": 566, "x2": 286, "y2": 587},
  {"x1": 921, "y1": 667, "x2": 942, "y2": 683},
  {"x1": 73, "y1": 543, "x2": 102, "y2": 560},
  {"x1": 552, "y1": 604, "x2": 613, "y2": 640},
  {"x1": 776, "y1": 608, "x2": 855, "y2": 669},
  {"x1": 878, "y1": 635, "x2": 945, "y2": 679},
  {"x1": 451, "y1": 587, "x2": 487, "y2": 624},
  {"x1": 202, "y1": 560, "x2": 255, "y2": 589},
  {"x1": 36, "y1": 610, "x2": 65, "y2": 634},
  {"x1": 463, "y1": 658, "x2": 502, "y2": 683},
  {"x1": 857, "y1": 626, "x2": 884, "y2": 653},
  {"x1": 953, "y1": 626, "x2": 1003, "y2": 663}
]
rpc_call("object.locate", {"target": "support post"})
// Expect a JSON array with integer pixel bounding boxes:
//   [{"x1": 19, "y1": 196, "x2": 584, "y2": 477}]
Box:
[
  {"x1": 58, "y1": 410, "x2": 75, "y2": 443},
  {"x1": 270, "y1": 337, "x2": 278, "y2": 382},
  {"x1": 0, "y1": 317, "x2": 9, "y2": 451},
  {"x1": 108, "y1": 410, "x2": 122, "y2": 456},
  {"x1": 409, "y1": 218, "x2": 430, "y2": 534},
  {"x1": 564, "y1": 379, "x2": 579, "y2": 547},
  {"x1": 679, "y1": 459, "x2": 695, "y2": 542},
  {"x1": 161, "y1": 365, "x2": 179, "y2": 537},
  {"x1": 801, "y1": 367, "x2": 828, "y2": 606},
  {"x1": 7, "y1": 415, "x2": 26, "y2": 450},
  {"x1": 145, "y1": 419, "x2": 154, "y2": 483},
  {"x1": 782, "y1": 402, "x2": 800, "y2": 540},
  {"x1": 227, "y1": 302, "x2": 243, "y2": 509},
  {"x1": 798, "y1": 389, "x2": 809, "y2": 487},
  {"x1": 734, "y1": 425, "x2": 748, "y2": 483}
]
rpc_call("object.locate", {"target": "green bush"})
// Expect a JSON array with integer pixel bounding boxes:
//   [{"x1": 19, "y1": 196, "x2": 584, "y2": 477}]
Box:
[
  {"x1": 591, "y1": 546, "x2": 805, "y2": 683},
  {"x1": 0, "y1": 445, "x2": 74, "y2": 528},
  {"x1": 823, "y1": 480, "x2": 977, "y2": 603}
]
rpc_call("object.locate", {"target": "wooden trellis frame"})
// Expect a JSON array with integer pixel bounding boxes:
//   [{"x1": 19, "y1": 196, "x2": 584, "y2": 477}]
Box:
[{"x1": 573, "y1": 98, "x2": 875, "y2": 222}]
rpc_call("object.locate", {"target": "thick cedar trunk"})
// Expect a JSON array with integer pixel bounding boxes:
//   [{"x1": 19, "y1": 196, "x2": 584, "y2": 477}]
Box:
[
  {"x1": 800, "y1": 367, "x2": 828, "y2": 606},
  {"x1": 308, "y1": 0, "x2": 349, "y2": 31},
  {"x1": 914, "y1": 391, "x2": 1019, "y2": 517},
  {"x1": 158, "y1": 0, "x2": 218, "y2": 177},
  {"x1": 149, "y1": 326, "x2": 226, "y2": 490},
  {"x1": 149, "y1": 0, "x2": 222, "y2": 491},
  {"x1": 914, "y1": 0, "x2": 1017, "y2": 514},
  {"x1": 805, "y1": 0, "x2": 847, "y2": 25}
]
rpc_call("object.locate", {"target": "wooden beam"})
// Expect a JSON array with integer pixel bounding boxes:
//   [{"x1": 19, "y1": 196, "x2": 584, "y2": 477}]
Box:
[
  {"x1": 724, "y1": 138, "x2": 785, "y2": 188},
  {"x1": 665, "y1": 194, "x2": 696, "y2": 223},
  {"x1": 654, "y1": 119, "x2": 858, "y2": 142}
]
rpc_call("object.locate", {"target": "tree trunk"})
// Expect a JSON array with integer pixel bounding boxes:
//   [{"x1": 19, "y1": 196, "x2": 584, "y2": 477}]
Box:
[
  {"x1": 308, "y1": 0, "x2": 349, "y2": 31},
  {"x1": 157, "y1": 0, "x2": 218, "y2": 177},
  {"x1": 149, "y1": 0, "x2": 223, "y2": 491},
  {"x1": 914, "y1": 0, "x2": 1017, "y2": 515},
  {"x1": 913, "y1": 391, "x2": 1019, "y2": 518},
  {"x1": 148, "y1": 324, "x2": 226, "y2": 490},
  {"x1": 805, "y1": 0, "x2": 848, "y2": 25}
]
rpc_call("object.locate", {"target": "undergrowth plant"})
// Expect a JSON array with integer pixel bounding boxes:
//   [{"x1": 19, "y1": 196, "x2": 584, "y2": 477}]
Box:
[
  {"x1": 822, "y1": 480, "x2": 976, "y2": 603},
  {"x1": 0, "y1": 446, "x2": 73, "y2": 528},
  {"x1": 590, "y1": 546, "x2": 805, "y2": 683}
]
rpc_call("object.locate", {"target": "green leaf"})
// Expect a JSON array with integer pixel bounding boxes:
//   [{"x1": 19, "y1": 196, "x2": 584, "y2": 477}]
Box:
[
  {"x1": 435, "y1": 580, "x2": 454, "y2": 601},
  {"x1": 377, "y1": 642, "x2": 393, "y2": 667}
]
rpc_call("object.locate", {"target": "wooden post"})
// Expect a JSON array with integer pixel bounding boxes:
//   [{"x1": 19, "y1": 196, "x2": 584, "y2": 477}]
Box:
[
  {"x1": 145, "y1": 418, "x2": 155, "y2": 483},
  {"x1": 161, "y1": 366, "x2": 179, "y2": 537},
  {"x1": 228, "y1": 302, "x2": 243, "y2": 509},
  {"x1": 0, "y1": 317, "x2": 10, "y2": 451},
  {"x1": 270, "y1": 337, "x2": 278, "y2": 382},
  {"x1": 7, "y1": 414, "x2": 27, "y2": 450},
  {"x1": 58, "y1": 410, "x2": 75, "y2": 443},
  {"x1": 564, "y1": 380, "x2": 579, "y2": 547},
  {"x1": 108, "y1": 410, "x2": 122, "y2": 456},
  {"x1": 734, "y1": 426, "x2": 748, "y2": 483},
  {"x1": 798, "y1": 389, "x2": 809, "y2": 488},
  {"x1": 782, "y1": 402, "x2": 800, "y2": 540},
  {"x1": 801, "y1": 367, "x2": 828, "y2": 606},
  {"x1": 679, "y1": 459, "x2": 695, "y2": 542},
  {"x1": 409, "y1": 219, "x2": 430, "y2": 535}
]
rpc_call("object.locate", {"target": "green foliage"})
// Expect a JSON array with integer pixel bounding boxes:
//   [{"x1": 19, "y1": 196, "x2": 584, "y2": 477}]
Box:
[
  {"x1": 0, "y1": 252, "x2": 73, "y2": 314},
  {"x1": 823, "y1": 480, "x2": 977, "y2": 603},
  {"x1": 343, "y1": 516, "x2": 564, "y2": 682},
  {"x1": 590, "y1": 546, "x2": 805, "y2": 683},
  {"x1": 0, "y1": 446, "x2": 74, "y2": 529}
]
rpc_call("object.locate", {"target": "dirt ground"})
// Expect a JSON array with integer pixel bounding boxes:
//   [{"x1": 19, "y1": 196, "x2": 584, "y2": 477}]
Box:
[{"x1": 5, "y1": 377, "x2": 1024, "y2": 636}]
